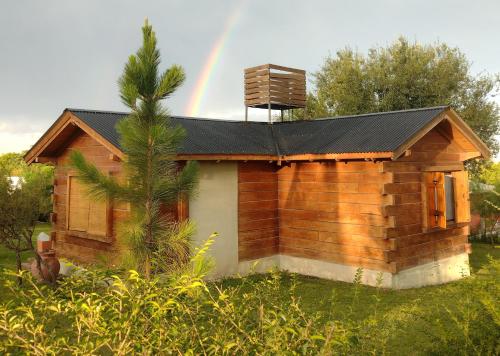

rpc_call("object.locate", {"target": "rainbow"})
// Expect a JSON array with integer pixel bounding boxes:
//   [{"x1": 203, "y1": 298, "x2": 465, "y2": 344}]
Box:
[{"x1": 185, "y1": 1, "x2": 245, "y2": 117}]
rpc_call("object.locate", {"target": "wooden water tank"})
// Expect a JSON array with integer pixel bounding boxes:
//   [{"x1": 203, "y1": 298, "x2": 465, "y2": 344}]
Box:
[{"x1": 244, "y1": 64, "x2": 306, "y2": 123}]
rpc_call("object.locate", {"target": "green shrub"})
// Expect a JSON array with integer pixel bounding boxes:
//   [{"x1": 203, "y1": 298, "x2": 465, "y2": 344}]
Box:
[
  {"x1": 0, "y1": 244, "x2": 498, "y2": 354},
  {"x1": 0, "y1": 249, "x2": 351, "y2": 354}
]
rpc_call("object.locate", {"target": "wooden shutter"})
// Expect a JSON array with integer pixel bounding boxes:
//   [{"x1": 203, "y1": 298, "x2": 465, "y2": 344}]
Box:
[
  {"x1": 88, "y1": 199, "x2": 108, "y2": 236},
  {"x1": 424, "y1": 172, "x2": 446, "y2": 228},
  {"x1": 452, "y1": 170, "x2": 470, "y2": 223},
  {"x1": 67, "y1": 176, "x2": 109, "y2": 237},
  {"x1": 68, "y1": 177, "x2": 89, "y2": 231}
]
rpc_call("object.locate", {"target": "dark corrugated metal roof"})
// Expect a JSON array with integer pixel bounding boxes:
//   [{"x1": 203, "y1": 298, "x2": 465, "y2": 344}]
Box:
[{"x1": 68, "y1": 106, "x2": 447, "y2": 156}]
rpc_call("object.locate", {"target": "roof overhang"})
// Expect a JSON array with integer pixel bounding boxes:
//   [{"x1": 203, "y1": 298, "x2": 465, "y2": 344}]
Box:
[
  {"x1": 24, "y1": 110, "x2": 125, "y2": 164},
  {"x1": 391, "y1": 107, "x2": 490, "y2": 161},
  {"x1": 24, "y1": 109, "x2": 394, "y2": 164},
  {"x1": 25, "y1": 106, "x2": 490, "y2": 165}
]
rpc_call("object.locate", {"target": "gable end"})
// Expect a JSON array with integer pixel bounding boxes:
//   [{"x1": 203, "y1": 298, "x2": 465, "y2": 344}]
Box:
[{"x1": 24, "y1": 110, "x2": 124, "y2": 164}]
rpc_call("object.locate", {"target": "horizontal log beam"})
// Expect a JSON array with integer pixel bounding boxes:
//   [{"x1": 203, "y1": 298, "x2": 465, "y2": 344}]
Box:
[{"x1": 176, "y1": 152, "x2": 393, "y2": 162}]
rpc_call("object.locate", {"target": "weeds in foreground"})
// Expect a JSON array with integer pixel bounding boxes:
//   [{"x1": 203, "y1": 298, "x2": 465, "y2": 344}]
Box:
[{"x1": 0, "y1": 247, "x2": 498, "y2": 354}]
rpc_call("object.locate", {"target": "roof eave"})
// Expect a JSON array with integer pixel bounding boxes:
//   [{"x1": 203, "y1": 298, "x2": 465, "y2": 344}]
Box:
[
  {"x1": 24, "y1": 110, "x2": 125, "y2": 164},
  {"x1": 176, "y1": 151, "x2": 393, "y2": 162},
  {"x1": 391, "y1": 107, "x2": 491, "y2": 161},
  {"x1": 446, "y1": 107, "x2": 491, "y2": 159}
]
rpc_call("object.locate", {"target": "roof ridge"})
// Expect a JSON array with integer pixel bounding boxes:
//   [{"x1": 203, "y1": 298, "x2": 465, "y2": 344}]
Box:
[
  {"x1": 66, "y1": 108, "x2": 129, "y2": 115},
  {"x1": 172, "y1": 116, "x2": 268, "y2": 124},
  {"x1": 282, "y1": 105, "x2": 449, "y2": 124},
  {"x1": 269, "y1": 125, "x2": 282, "y2": 156}
]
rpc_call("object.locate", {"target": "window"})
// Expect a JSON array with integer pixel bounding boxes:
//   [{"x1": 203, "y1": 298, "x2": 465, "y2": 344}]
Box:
[
  {"x1": 67, "y1": 176, "x2": 111, "y2": 240},
  {"x1": 424, "y1": 170, "x2": 470, "y2": 229},
  {"x1": 444, "y1": 174, "x2": 455, "y2": 222}
]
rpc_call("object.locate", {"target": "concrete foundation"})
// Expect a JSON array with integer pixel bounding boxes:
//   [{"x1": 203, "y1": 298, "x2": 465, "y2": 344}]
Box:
[
  {"x1": 392, "y1": 253, "x2": 470, "y2": 289},
  {"x1": 238, "y1": 253, "x2": 470, "y2": 289}
]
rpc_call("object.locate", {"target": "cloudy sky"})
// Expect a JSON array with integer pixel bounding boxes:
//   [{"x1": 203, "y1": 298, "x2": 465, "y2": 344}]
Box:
[{"x1": 0, "y1": 0, "x2": 499, "y2": 153}]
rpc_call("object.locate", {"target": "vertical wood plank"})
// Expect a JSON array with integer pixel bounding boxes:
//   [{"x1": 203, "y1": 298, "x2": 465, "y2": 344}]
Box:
[
  {"x1": 424, "y1": 172, "x2": 438, "y2": 228},
  {"x1": 424, "y1": 172, "x2": 446, "y2": 229},
  {"x1": 452, "y1": 170, "x2": 470, "y2": 223}
]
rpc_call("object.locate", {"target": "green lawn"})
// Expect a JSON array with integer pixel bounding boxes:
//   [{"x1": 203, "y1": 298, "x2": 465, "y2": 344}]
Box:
[
  {"x1": 219, "y1": 243, "x2": 500, "y2": 353},
  {"x1": 221, "y1": 242, "x2": 499, "y2": 321},
  {"x1": 1, "y1": 228, "x2": 498, "y2": 353},
  {"x1": 469, "y1": 242, "x2": 500, "y2": 271},
  {"x1": 0, "y1": 222, "x2": 51, "y2": 270},
  {"x1": 0, "y1": 223, "x2": 51, "y2": 300}
]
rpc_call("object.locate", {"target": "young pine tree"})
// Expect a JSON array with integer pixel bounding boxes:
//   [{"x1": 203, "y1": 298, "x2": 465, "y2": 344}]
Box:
[{"x1": 70, "y1": 20, "x2": 198, "y2": 278}]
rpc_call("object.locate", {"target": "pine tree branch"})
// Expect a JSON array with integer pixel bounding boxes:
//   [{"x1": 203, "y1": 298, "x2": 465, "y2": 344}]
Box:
[
  {"x1": 156, "y1": 161, "x2": 199, "y2": 204},
  {"x1": 154, "y1": 65, "x2": 186, "y2": 100},
  {"x1": 69, "y1": 150, "x2": 129, "y2": 201}
]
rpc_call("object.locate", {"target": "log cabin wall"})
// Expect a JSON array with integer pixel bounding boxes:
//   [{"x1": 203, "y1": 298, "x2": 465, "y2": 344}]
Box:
[
  {"x1": 52, "y1": 125, "x2": 471, "y2": 274},
  {"x1": 238, "y1": 162, "x2": 279, "y2": 260},
  {"x1": 277, "y1": 161, "x2": 395, "y2": 272},
  {"x1": 382, "y1": 127, "x2": 470, "y2": 272},
  {"x1": 52, "y1": 130, "x2": 126, "y2": 264}
]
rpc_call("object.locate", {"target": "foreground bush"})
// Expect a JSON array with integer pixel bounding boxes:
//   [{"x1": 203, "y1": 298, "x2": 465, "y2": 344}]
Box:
[
  {"x1": 0, "y1": 252, "x2": 498, "y2": 354},
  {"x1": 0, "y1": 274, "x2": 348, "y2": 353}
]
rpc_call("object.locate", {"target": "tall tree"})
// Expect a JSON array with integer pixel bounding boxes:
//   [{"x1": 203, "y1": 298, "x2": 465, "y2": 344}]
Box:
[
  {"x1": 0, "y1": 152, "x2": 54, "y2": 220},
  {"x1": 0, "y1": 152, "x2": 26, "y2": 176},
  {"x1": 297, "y1": 37, "x2": 499, "y2": 174},
  {"x1": 70, "y1": 20, "x2": 198, "y2": 278}
]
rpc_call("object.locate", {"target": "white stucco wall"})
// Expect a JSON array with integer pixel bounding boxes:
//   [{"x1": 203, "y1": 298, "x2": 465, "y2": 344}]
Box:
[{"x1": 189, "y1": 162, "x2": 239, "y2": 278}]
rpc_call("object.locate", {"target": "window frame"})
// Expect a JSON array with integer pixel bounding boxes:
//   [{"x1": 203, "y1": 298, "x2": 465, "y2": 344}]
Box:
[
  {"x1": 422, "y1": 167, "x2": 469, "y2": 231},
  {"x1": 444, "y1": 173, "x2": 456, "y2": 223}
]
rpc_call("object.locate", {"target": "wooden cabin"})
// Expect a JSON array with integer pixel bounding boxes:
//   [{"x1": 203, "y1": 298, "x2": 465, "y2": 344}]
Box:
[{"x1": 25, "y1": 105, "x2": 490, "y2": 288}]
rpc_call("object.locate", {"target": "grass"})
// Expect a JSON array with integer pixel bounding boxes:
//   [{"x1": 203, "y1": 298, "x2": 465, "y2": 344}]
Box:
[
  {"x1": 0, "y1": 227, "x2": 498, "y2": 353},
  {"x1": 469, "y1": 242, "x2": 500, "y2": 271},
  {"x1": 0, "y1": 222, "x2": 51, "y2": 270},
  {"x1": 221, "y1": 243, "x2": 499, "y2": 323},
  {"x1": 0, "y1": 223, "x2": 51, "y2": 299},
  {"x1": 219, "y1": 243, "x2": 500, "y2": 353}
]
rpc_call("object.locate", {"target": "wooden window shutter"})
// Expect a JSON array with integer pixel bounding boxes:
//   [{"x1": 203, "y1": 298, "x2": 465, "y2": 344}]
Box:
[
  {"x1": 67, "y1": 175, "x2": 110, "y2": 238},
  {"x1": 451, "y1": 171, "x2": 470, "y2": 223},
  {"x1": 88, "y1": 199, "x2": 108, "y2": 236},
  {"x1": 424, "y1": 172, "x2": 446, "y2": 228},
  {"x1": 68, "y1": 177, "x2": 89, "y2": 232}
]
